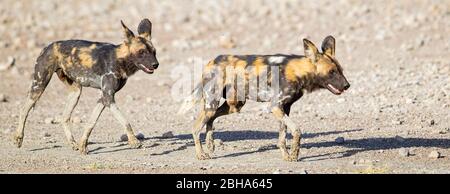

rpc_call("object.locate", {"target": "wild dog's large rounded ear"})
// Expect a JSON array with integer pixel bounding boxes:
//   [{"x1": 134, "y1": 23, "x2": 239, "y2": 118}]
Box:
[
  {"x1": 138, "y1": 18, "x2": 152, "y2": 40},
  {"x1": 303, "y1": 39, "x2": 319, "y2": 62},
  {"x1": 121, "y1": 20, "x2": 135, "y2": 44},
  {"x1": 321, "y1": 35, "x2": 335, "y2": 57}
]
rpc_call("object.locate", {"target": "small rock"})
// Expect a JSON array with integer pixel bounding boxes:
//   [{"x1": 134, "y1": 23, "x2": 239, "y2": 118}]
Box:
[
  {"x1": 44, "y1": 117, "x2": 55, "y2": 124},
  {"x1": 162, "y1": 131, "x2": 174, "y2": 138},
  {"x1": 349, "y1": 160, "x2": 357, "y2": 165},
  {"x1": 71, "y1": 117, "x2": 82, "y2": 124},
  {"x1": 145, "y1": 97, "x2": 153, "y2": 103},
  {"x1": 273, "y1": 169, "x2": 281, "y2": 174},
  {"x1": 0, "y1": 94, "x2": 7, "y2": 102},
  {"x1": 219, "y1": 34, "x2": 236, "y2": 49},
  {"x1": 43, "y1": 132, "x2": 51, "y2": 137},
  {"x1": 0, "y1": 56, "x2": 15, "y2": 71},
  {"x1": 428, "y1": 151, "x2": 441, "y2": 159},
  {"x1": 398, "y1": 148, "x2": 410, "y2": 157},
  {"x1": 335, "y1": 137, "x2": 345, "y2": 144},
  {"x1": 214, "y1": 139, "x2": 224, "y2": 147},
  {"x1": 336, "y1": 98, "x2": 346, "y2": 103},
  {"x1": 299, "y1": 169, "x2": 308, "y2": 174},
  {"x1": 120, "y1": 134, "x2": 128, "y2": 142},
  {"x1": 405, "y1": 98, "x2": 415, "y2": 104},
  {"x1": 429, "y1": 120, "x2": 435, "y2": 126},
  {"x1": 395, "y1": 135, "x2": 405, "y2": 143},
  {"x1": 136, "y1": 132, "x2": 145, "y2": 140},
  {"x1": 438, "y1": 128, "x2": 449, "y2": 134}
]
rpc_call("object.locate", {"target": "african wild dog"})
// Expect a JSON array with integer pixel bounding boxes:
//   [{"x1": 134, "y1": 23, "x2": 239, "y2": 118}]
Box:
[
  {"x1": 179, "y1": 36, "x2": 350, "y2": 161},
  {"x1": 13, "y1": 19, "x2": 159, "y2": 154}
]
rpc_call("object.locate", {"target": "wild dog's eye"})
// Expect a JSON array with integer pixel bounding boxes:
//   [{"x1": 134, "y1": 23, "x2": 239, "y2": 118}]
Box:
[
  {"x1": 330, "y1": 69, "x2": 337, "y2": 75},
  {"x1": 138, "y1": 50, "x2": 146, "y2": 56}
]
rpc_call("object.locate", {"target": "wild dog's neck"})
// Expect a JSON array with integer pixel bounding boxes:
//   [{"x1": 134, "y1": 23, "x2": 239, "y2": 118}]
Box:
[
  {"x1": 284, "y1": 57, "x2": 320, "y2": 92},
  {"x1": 115, "y1": 44, "x2": 139, "y2": 77}
]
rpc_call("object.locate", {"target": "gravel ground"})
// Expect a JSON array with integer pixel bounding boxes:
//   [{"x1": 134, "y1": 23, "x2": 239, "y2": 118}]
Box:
[{"x1": 0, "y1": 0, "x2": 449, "y2": 174}]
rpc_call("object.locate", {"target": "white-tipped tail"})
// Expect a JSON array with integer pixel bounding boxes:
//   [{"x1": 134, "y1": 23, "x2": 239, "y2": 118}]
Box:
[{"x1": 177, "y1": 83, "x2": 202, "y2": 115}]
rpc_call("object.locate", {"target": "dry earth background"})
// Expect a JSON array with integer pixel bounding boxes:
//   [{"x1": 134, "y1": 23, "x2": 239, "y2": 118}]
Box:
[{"x1": 0, "y1": 0, "x2": 449, "y2": 173}]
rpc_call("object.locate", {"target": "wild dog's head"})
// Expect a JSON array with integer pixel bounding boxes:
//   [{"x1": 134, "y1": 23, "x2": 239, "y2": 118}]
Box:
[
  {"x1": 118, "y1": 19, "x2": 159, "y2": 74},
  {"x1": 303, "y1": 36, "x2": 350, "y2": 95}
]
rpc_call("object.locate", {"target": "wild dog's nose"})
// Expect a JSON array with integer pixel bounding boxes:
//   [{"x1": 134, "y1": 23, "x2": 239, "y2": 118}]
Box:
[
  {"x1": 152, "y1": 63, "x2": 159, "y2": 69},
  {"x1": 344, "y1": 83, "x2": 350, "y2": 90}
]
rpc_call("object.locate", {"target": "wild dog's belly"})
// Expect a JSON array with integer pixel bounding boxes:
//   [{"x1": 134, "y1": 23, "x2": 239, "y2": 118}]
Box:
[{"x1": 63, "y1": 66, "x2": 102, "y2": 88}]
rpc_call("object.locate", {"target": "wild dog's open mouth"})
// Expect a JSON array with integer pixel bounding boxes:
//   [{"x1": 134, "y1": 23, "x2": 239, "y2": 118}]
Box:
[
  {"x1": 139, "y1": 64, "x2": 154, "y2": 74},
  {"x1": 326, "y1": 84, "x2": 343, "y2": 95}
]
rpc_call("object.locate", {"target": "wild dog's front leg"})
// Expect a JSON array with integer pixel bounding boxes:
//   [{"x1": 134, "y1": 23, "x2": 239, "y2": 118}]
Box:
[
  {"x1": 79, "y1": 103, "x2": 105, "y2": 155},
  {"x1": 110, "y1": 104, "x2": 142, "y2": 149},
  {"x1": 101, "y1": 75, "x2": 142, "y2": 149},
  {"x1": 272, "y1": 106, "x2": 302, "y2": 162}
]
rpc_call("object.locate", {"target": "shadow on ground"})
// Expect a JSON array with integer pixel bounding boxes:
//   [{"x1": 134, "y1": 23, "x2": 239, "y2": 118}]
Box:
[{"x1": 31, "y1": 128, "x2": 450, "y2": 162}]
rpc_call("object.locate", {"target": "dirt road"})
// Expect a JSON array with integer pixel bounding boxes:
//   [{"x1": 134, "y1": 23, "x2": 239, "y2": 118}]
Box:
[{"x1": 0, "y1": 0, "x2": 449, "y2": 173}]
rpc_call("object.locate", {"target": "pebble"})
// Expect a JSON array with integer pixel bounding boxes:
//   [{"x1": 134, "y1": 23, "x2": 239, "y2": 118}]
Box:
[
  {"x1": 214, "y1": 139, "x2": 224, "y2": 147},
  {"x1": 428, "y1": 151, "x2": 441, "y2": 159},
  {"x1": 42, "y1": 132, "x2": 51, "y2": 137},
  {"x1": 273, "y1": 169, "x2": 281, "y2": 174},
  {"x1": 0, "y1": 56, "x2": 15, "y2": 71},
  {"x1": 438, "y1": 128, "x2": 449, "y2": 134},
  {"x1": 136, "y1": 132, "x2": 145, "y2": 140},
  {"x1": 120, "y1": 134, "x2": 128, "y2": 142},
  {"x1": 299, "y1": 169, "x2": 308, "y2": 174},
  {"x1": 71, "y1": 117, "x2": 82, "y2": 124},
  {"x1": 218, "y1": 34, "x2": 236, "y2": 49},
  {"x1": 398, "y1": 148, "x2": 410, "y2": 157},
  {"x1": 0, "y1": 94, "x2": 7, "y2": 102},
  {"x1": 429, "y1": 120, "x2": 435, "y2": 126},
  {"x1": 44, "y1": 117, "x2": 55, "y2": 124},
  {"x1": 162, "y1": 131, "x2": 174, "y2": 138},
  {"x1": 335, "y1": 137, "x2": 345, "y2": 144},
  {"x1": 336, "y1": 98, "x2": 346, "y2": 103},
  {"x1": 395, "y1": 135, "x2": 405, "y2": 143}
]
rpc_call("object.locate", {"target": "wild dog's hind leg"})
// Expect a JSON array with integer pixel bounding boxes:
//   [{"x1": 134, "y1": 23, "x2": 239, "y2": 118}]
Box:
[
  {"x1": 205, "y1": 101, "x2": 245, "y2": 154},
  {"x1": 14, "y1": 59, "x2": 55, "y2": 148},
  {"x1": 192, "y1": 108, "x2": 216, "y2": 160},
  {"x1": 61, "y1": 85, "x2": 82, "y2": 150},
  {"x1": 79, "y1": 103, "x2": 105, "y2": 155},
  {"x1": 57, "y1": 69, "x2": 82, "y2": 150},
  {"x1": 272, "y1": 106, "x2": 302, "y2": 162}
]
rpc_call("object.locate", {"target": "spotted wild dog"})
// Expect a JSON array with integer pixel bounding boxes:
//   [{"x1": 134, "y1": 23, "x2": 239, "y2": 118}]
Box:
[
  {"x1": 179, "y1": 36, "x2": 350, "y2": 161},
  {"x1": 13, "y1": 19, "x2": 159, "y2": 154}
]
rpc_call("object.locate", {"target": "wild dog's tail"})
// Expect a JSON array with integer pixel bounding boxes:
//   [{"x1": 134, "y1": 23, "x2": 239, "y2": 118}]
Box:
[{"x1": 178, "y1": 83, "x2": 202, "y2": 114}]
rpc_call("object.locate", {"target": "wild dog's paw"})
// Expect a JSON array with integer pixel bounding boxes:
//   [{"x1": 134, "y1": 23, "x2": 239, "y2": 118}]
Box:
[
  {"x1": 196, "y1": 152, "x2": 211, "y2": 160},
  {"x1": 79, "y1": 144, "x2": 88, "y2": 155},
  {"x1": 129, "y1": 140, "x2": 142, "y2": 149},
  {"x1": 285, "y1": 154, "x2": 299, "y2": 162},
  {"x1": 206, "y1": 139, "x2": 215, "y2": 154},
  {"x1": 70, "y1": 141, "x2": 79, "y2": 151},
  {"x1": 13, "y1": 135, "x2": 23, "y2": 148}
]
